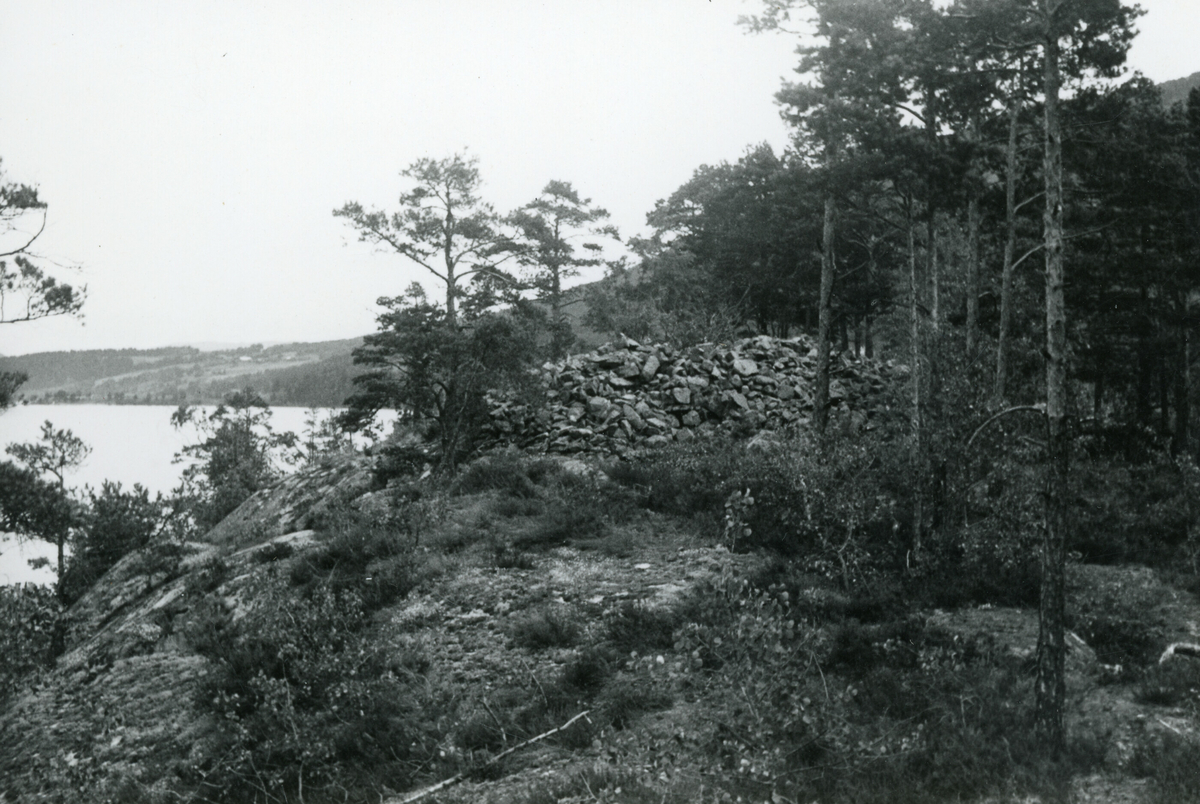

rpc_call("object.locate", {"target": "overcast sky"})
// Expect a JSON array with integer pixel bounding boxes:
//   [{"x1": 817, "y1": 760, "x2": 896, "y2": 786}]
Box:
[{"x1": 0, "y1": 1, "x2": 1195, "y2": 357}]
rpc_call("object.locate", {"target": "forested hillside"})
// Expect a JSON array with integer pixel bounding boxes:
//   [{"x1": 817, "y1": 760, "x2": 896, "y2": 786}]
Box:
[
  {"x1": 1159, "y1": 70, "x2": 1200, "y2": 107},
  {"x1": 0, "y1": 339, "x2": 362, "y2": 406}
]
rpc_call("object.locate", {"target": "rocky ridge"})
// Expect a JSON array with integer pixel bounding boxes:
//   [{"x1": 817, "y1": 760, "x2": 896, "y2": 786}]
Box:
[{"x1": 483, "y1": 334, "x2": 904, "y2": 455}]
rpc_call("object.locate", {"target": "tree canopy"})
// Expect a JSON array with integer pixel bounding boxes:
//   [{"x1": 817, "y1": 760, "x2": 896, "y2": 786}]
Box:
[
  {"x1": 0, "y1": 160, "x2": 85, "y2": 328},
  {"x1": 334, "y1": 152, "x2": 513, "y2": 326}
]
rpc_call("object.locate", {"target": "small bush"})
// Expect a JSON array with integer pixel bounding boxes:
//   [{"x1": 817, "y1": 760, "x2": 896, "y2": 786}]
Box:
[
  {"x1": 1077, "y1": 614, "x2": 1162, "y2": 667},
  {"x1": 605, "y1": 601, "x2": 678, "y2": 654},
  {"x1": 509, "y1": 605, "x2": 581, "y2": 650},
  {"x1": 361, "y1": 553, "x2": 422, "y2": 611},
  {"x1": 182, "y1": 594, "x2": 236, "y2": 658},
  {"x1": 253, "y1": 540, "x2": 294, "y2": 563},
  {"x1": 492, "y1": 542, "x2": 536, "y2": 570},
  {"x1": 613, "y1": 431, "x2": 904, "y2": 568},
  {"x1": 1072, "y1": 450, "x2": 1195, "y2": 568},
  {"x1": 492, "y1": 496, "x2": 544, "y2": 518},
  {"x1": 0, "y1": 584, "x2": 62, "y2": 701},
  {"x1": 188, "y1": 576, "x2": 438, "y2": 802},
  {"x1": 513, "y1": 500, "x2": 608, "y2": 549},
  {"x1": 185, "y1": 554, "x2": 230, "y2": 596},
  {"x1": 371, "y1": 438, "x2": 435, "y2": 486},
  {"x1": 290, "y1": 506, "x2": 422, "y2": 611},
  {"x1": 1136, "y1": 660, "x2": 1200, "y2": 707},
  {"x1": 607, "y1": 440, "x2": 734, "y2": 517},
  {"x1": 560, "y1": 647, "x2": 613, "y2": 694},
  {"x1": 1130, "y1": 731, "x2": 1200, "y2": 803},
  {"x1": 63, "y1": 480, "x2": 169, "y2": 604},
  {"x1": 524, "y1": 458, "x2": 566, "y2": 485},
  {"x1": 915, "y1": 527, "x2": 1042, "y2": 609},
  {"x1": 598, "y1": 676, "x2": 674, "y2": 729},
  {"x1": 457, "y1": 710, "x2": 507, "y2": 752},
  {"x1": 828, "y1": 619, "x2": 923, "y2": 676},
  {"x1": 453, "y1": 453, "x2": 538, "y2": 498}
]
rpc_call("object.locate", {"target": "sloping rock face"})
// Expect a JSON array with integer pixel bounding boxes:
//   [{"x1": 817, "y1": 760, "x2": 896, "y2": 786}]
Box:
[
  {"x1": 204, "y1": 451, "x2": 376, "y2": 548},
  {"x1": 483, "y1": 334, "x2": 903, "y2": 455},
  {"x1": 62, "y1": 452, "x2": 376, "y2": 667},
  {"x1": 0, "y1": 453, "x2": 378, "y2": 801}
]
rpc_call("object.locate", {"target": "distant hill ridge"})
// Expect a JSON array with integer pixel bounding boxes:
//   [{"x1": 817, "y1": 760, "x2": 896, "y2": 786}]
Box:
[
  {"x1": 0, "y1": 338, "x2": 364, "y2": 408},
  {"x1": 1159, "y1": 70, "x2": 1200, "y2": 108}
]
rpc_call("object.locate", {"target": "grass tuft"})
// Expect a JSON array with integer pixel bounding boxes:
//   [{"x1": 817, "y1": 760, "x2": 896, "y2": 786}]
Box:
[{"x1": 509, "y1": 605, "x2": 581, "y2": 650}]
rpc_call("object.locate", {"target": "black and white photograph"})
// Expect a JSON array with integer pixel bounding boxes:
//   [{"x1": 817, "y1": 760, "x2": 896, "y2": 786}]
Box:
[{"x1": 1, "y1": 1, "x2": 1198, "y2": 801}]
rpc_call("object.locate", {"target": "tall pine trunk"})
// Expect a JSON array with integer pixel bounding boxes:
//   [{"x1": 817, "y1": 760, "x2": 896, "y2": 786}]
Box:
[
  {"x1": 1174, "y1": 320, "x2": 1190, "y2": 455},
  {"x1": 908, "y1": 218, "x2": 923, "y2": 554},
  {"x1": 926, "y1": 88, "x2": 940, "y2": 337},
  {"x1": 1035, "y1": 7, "x2": 1069, "y2": 756},
  {"x1": 815, "y1": 193, "x2": 836, "y2": 434},
  {"x1": 929, "y1": 223, "x2": 940, "y2": 332},
  {"x1": 996, "y1": 94, "x2": 1022, "y2": 402},
  {"x1": 967, "y1": 196, "x2": 981, "y2": 356},
  {"x1": 444, "y1": 210, "x2": 458, "y2": 327}
]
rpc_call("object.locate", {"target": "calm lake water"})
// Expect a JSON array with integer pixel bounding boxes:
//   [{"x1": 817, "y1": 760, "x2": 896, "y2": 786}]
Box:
[{"x1": 0, "y1": 404, "x2": 350, "y2": 586}]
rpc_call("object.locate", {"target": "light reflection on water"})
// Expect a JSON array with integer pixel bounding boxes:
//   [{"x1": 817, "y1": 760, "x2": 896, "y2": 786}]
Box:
[{"x1": 0, "y1": 404, "x2": 377, "y2": 586}]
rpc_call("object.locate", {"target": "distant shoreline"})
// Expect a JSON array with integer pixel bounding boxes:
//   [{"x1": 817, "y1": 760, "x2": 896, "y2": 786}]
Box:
[{"x1": 9, "y1": 400, "x2": 343, "y2": 409}]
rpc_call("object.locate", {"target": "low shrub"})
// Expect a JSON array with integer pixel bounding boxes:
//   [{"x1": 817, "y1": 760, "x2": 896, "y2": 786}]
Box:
[
  {"x1": 842, "y1": 665, "x2": 1102, "y2": 804},
  {"x1": 604, "y1": 601, "x2": 678, "y2": 654},
  {"x1": 290, "y1": 505, "x2": 423, "y2": 611},
  {"x1": 1136, "y1": 659, "x2": 1200, "y2": 707},
  {"x1": 252, "y1": 540, "x2": 294, "y2": 563},
  {"x1": 914, "y1": 525, "x2": 1042, "y2": 609},
  {"x1": 185, "y1": 554, "x2": 230, "y2": 597},
  {"x1": 186, "y1": 576, "x2": 439, "y2": 802},
  {"x1": 1130, "y1": 731, "x2": 1200, "y2": 803},
  {"x1": 606, "y1": 438, "x2": 740, "y2": 518},
  {"x1": 491, "y1": 496, "x2": 544, "y2": 518},
  {"x1": 1078, "y1": 614, "x2": 1163, "y2": 668},
  {"x1": 827, "y1": 618, "x2": 929, "y2": 676},
  {"x1": 513, "y1": 498, "x2": 608, "y2": 550},
  {"x1": 560, "y1": 646, "x2": 614, "y2": 694},
  {"x1": 661, "y1": 563, "x2": 1094, "y2": 804},
  {"x1": 0, "y1": 583, "x2": 62, "y2": 701},
  {"x1": 524, "y1": 458, "x2": 567, "y2": 485},
  {"x1": 492, "y1": 542, "x2": 536, "y2": 570},
  {"x1": 1072, "y1": 449, "x2": 1196, "y2": 568},
  {"x1": 612, "y1": 431, "x2": 905, "y2": 569},
  {"x1": 62, "y1": 481, "x2": 170, "y2": 604},
  {"x1": 597, "y1": 676, "x2": 674, "y2": 729},
  {"x1": 457, "y1": 709, "x2": 508, "y2": 752},
  {"x1": 509, "y1": 605, "x2": 581, "y2": 650},
  {"x1": 453, "y1": 453, "x2": 538, "y2": 498},
  {"x1": 371, "y1": 438, "x2": 436, "y2": 486}
]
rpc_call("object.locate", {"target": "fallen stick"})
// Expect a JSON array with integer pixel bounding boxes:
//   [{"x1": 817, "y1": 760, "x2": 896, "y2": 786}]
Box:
[{"x1": 389, "y1": 709, "x2": 591, "y2": 804}]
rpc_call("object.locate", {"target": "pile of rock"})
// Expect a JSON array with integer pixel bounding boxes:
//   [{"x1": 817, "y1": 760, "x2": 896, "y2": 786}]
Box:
[{"x1": 482, "y1": 334, "x2": 903, "y2": 456}]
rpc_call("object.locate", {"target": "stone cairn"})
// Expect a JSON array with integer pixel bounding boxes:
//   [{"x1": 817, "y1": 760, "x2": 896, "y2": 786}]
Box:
[{"x1": 482, "y1": 334, "x2": 903, "y2": 456}]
